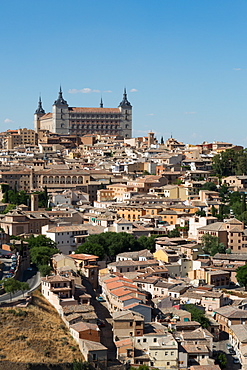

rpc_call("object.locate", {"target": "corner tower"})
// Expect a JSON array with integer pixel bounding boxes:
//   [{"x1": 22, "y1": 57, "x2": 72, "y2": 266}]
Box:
[
  {"x1": 34, "y1": 96, "x2": 45, "y2": 133},
  {"x1": 52, "y1": 87, "x2": 69, "y2": 134},
  {"x1": 118, "y1": 88, "x2": 132, "y2": 138}
]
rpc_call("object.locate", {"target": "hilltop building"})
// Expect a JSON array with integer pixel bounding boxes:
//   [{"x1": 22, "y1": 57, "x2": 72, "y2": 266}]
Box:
[{"x1": 34, "y1": 88, "x2": 132, "y2": 138}]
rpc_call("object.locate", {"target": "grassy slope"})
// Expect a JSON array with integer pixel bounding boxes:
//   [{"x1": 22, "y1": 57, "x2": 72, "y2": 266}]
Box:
[{"x1": 0, "y1": 290, "x2": 84, "y2": 365}]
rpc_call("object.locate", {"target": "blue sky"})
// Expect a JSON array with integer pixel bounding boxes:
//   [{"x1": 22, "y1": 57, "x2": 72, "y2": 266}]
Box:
[{"x1": 1, "y1": 0, "x2": 247, "y2": 145}]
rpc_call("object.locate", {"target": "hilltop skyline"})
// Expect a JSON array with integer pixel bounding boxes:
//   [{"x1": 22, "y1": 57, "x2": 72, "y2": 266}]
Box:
[{"x1": 1, "y1": 1, "x2": 247, "y2": 145}]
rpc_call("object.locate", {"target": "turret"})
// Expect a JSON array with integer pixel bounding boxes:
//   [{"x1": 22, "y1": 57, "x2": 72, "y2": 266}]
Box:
[
  {"x1": 118, "y1": 88, "x2": 132, "y2": 138},
  {"x1": 52, "y1": 87, "x2": 69, "y2": 134},
  {"x1": 34, "y1": 96, "x2": 45, "y2": 133},
  {"x1": 118, "y1": 88, "x2": 132, "y2": 108}
]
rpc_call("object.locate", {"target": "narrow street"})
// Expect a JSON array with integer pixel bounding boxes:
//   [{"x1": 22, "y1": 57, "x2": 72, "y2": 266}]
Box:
[
  {"x1": 214, "y1": 339, "x2": 241, "y2": 370},
  {"x1": 82, "y1": 277, "x2": 119, "y2": 366}
]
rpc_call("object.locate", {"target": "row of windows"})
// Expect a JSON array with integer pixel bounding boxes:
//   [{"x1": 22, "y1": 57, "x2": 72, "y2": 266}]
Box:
[
  {"x1": 71, "y1": 124, "x2": 119, "y2": 129},
  {"x1": 70, "y1": 114, "x2": 120, "y2": 119}
]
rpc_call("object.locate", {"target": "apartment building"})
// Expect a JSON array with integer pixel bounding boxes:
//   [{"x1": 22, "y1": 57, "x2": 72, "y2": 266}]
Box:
[
  {"x1": 113, "y1": 310, "x2": 145, "y2": 340},
  {"x1": 41, "y1": 275, "x2": 77, "y2": 311},
  {"x1": 215, "y1": 306, "x2": 247, "y2": 335},
  {"x1": 3, "y1": 128, "x2": 38, "y2": 150},
  {"x1": 197, "y1": 218, "x2": 247, "y2": 253}
]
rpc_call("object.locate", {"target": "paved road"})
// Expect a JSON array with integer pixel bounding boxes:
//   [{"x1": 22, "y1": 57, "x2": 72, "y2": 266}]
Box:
[
  {"x1": 214, "y1": 339, "x2": 241, "y2": 370},
  {"x1": 0, "y1": 261, "x2": 41, "y2": 303}
]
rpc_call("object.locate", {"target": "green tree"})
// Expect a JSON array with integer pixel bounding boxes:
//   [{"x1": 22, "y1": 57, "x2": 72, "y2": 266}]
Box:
[
  {"x1": 201, "y1": 233, "x2": 226, "y2": 256},
  {"x1": 211, "y1": 205, "x2": 217, "y2": 217},
  {"x1": 30, "y1": 246, "x2": 59, "y2": 266},
  {"x1": 76, "y1": 232, "x2": 160, "y2": 260},
  {"x1": 201, "y1": 182, "x2": 217, "y2": 191},
  {"x1": 216, "y1": 353, "x2": 227, "y2": 369},
  {"x1": 20, "y1": 282, "x2": 30, "y2": 296},
  {"x1": 0, "y1": 278, "x2": 22, "y2": 300},
  {"x1": 137, "y1": 235, "x2": 157, "y2": 253},
  {"x1": 184, "y1": 304, "x2": 210, "y2": 328},
  {"x1": 242, "y1": 193, "x2": 246, "y2": 214},
  {"x1": 3, "y1": 204, "x2": 16, "y2": 214},
  {"x1": 213, "y1": 148, "x2": 247, "y2": 178},
  {"x1": 28, "y1": 235, "x2": 57, "y2": 249},
  {"x1": 195, "y1": 210, "x2": 206, "y2": 217},
  {"x1": 218, "y1": 183, "x2": 229, "y2": 203},
  {"x1": 38, "y1": 264, "x2": 52, "y2": 277},
  {"x1": 239, "y1": 211, "x2": 247, "y2": 225},
  {"x1": 212, "y1": 149, "x2": 239, "y2": 177},
  {"x1": 76, "y1": 242, "x2": 105, "y2": 261},
  {"x1": 167, "y1": 228, "x2": 180, "y2": 238},
  {"x1": 236, "y1": 264, "x2": 247, "y2": 290},
  {"x1": 160, "y1": 136, "x2": 164, "y2": 145}
]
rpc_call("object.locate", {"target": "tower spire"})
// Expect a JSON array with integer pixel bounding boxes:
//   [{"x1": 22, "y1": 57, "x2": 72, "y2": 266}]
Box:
[
  {"x1": 35, "y1": 95, "x2": 45, "y2": 114},
  {"x1": 118, "y1": 87, "x2": 132, "y2": 107},
  {"x1": 54, "y1": 86, "x2": 68, "y2": 106},
  {"x1": 100, "y1": 97, "x2": 103, "y2": 108}
]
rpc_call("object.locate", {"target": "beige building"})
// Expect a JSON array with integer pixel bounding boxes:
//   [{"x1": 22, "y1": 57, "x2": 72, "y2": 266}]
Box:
[
  {"x1": 0, "y1": 208, "x2": 54, "y2": 236},
  {"x1": 229, "y1": 325, "x2": 247, "y2": 369},
  {"x1": 156, "y1": 184, "x2": 188, "y2": 201},
  {"x1": 113, "y1": 310, "x2": 144, "y2": 340},
  {"x1": 41, "y1": 275, "x2": 77, "y2": 311},
  {"x1": 3, "y1": 128, "x2": 38, "y2": 149},
  {"x1": 222, "y1": 175, "x2": 247, "y2": 191},
  {"x1": 197, "y1": 218, "x2": 247, "y2": 253}
]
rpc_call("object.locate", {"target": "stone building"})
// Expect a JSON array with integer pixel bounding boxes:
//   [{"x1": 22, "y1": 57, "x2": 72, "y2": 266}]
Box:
[{"x1": 34, "y1": 87, "x2": 132, "y2": 138}]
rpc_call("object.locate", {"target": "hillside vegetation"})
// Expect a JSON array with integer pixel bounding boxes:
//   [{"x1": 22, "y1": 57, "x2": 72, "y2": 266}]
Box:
[{"x1": 0, "y1": 290, "x2": 84, "y2": 367}]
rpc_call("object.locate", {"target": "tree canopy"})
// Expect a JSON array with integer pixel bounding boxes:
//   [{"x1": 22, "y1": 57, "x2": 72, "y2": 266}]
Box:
[
  {"x1": 75, "y1": 232, "x2": 171, "y2": 260},
  {"x1": 212, "y1": 148, "x2": 247, "y2": 178},
  {"x1": 236, "y1": 264, "x2": 247, "y2": 290},
  {"x1": 28, "y1": 235, "x2": 57, "y2": 249},
  {"x1": 0, "y1": 278, "x2": 30, "y2": 299},
  {"x1": 28, "y1": 235, "x2": 58, "y2": 274},
  {"x1": 201, "y1": 233, "x2": 226, "y2": 256},
  {"x1": 1, "y1": 184, "x2": 49, "y2": 209},
  {"x1": 216, "y1": 353, "x2": 227, "y2": 369},
  {"x1": 184, "y1": 304, "x2": 210, "y2": 328},
  {"x1": 201, "y1": 182, "x2": 217, "y2": 191}
]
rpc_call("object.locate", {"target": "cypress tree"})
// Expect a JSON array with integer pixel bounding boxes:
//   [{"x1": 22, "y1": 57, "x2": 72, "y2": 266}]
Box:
[{"x1": 242, "y1": 193, "x2": 246, "y2": 214}]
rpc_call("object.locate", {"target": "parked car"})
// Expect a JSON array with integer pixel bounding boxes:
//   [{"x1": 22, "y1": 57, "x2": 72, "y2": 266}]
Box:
[
  {"x1": 233, "y1": 357, "x2": 240, "y2": 364},
  {"x1": 229, "y1": 348, "x2": 236, "y2": 355},
  {"x1": 226, "y1": 343, "x2": 233, "y2": 349},
  {"x1": 96, "y1": 296, "x2": 106, "y2": 302}
]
